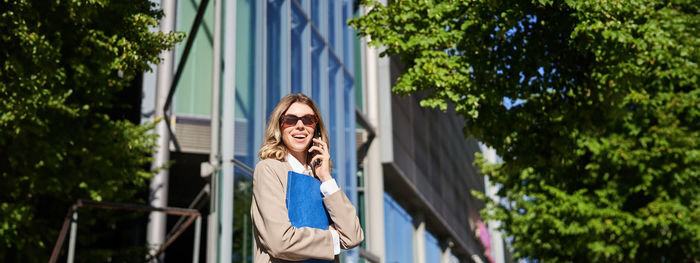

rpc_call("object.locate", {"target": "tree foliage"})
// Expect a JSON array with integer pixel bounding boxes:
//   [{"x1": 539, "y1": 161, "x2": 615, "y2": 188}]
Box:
[
  {"x1": 0, "y1": 0, "x2": 182, "y2": 261},
  {"x1": 351, "y1": 0, "x2": 700, "y2": 261}
]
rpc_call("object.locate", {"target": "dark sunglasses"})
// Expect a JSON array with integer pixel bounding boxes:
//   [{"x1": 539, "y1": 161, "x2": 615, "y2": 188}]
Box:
[{"x1": 279, "y1": 114, "x2": 318, "y2": 128}]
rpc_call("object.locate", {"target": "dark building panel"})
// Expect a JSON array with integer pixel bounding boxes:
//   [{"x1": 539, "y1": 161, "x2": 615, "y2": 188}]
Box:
[{"x1": 386, "y1": 84, "x2": 487, "y2": 258}]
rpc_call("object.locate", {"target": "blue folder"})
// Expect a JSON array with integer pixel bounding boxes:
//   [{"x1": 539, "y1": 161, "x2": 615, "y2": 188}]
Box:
[{"x1": 285, "y1": 171, "x2": 333, "y2": 263}]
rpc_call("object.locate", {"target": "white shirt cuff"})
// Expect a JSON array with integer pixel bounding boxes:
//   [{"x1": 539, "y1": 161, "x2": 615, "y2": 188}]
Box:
[
  {"x1": 320, "y1": 179, "x2": 340, "y2": 197},
  {"x1": 330, "y1": 228, "x2": 340, "y2": 255}
]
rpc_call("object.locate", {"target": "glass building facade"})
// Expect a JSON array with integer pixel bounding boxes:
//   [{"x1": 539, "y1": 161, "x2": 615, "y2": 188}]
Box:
[
  {"x1": 169, "y1": 0, "x2": 360, "y2": 262},
  {"x1": 233, "y1": 0, "x2": 359, "y2": 261},
  {"x1": 144, "y1": 0, "x2": 496, "y2": 262},
  {"x1": 383, "y1": 193, "x2": 459, "y2": 263},
  {"x1": 230, "y1": 0, "x2": 359, "y2": 198}
]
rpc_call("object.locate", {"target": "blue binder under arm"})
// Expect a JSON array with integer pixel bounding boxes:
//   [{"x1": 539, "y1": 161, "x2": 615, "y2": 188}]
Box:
[{"x1": 285, "y1": 171, "x2": 333, "y2": 263}]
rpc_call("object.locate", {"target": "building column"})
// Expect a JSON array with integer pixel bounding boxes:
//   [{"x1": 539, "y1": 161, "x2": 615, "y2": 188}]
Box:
[
  {"x1": 206, "y1": 0, "x2": 223, "y2": 262},
  {"x1": 363, "y1": 15, "x2": 386, "y2": 263},
  {"x1": 219, "y1": 0, "x2": 237, "y2": 262},
  {"x1": 146, "y1": 0, "x2": 176, "y2": 260},
  {"x1": 440, "y1": 239, "x2": 454, "y2": 263},
  {"x1": 412, "y1": 213, "x2": 426, "y2": 263}
]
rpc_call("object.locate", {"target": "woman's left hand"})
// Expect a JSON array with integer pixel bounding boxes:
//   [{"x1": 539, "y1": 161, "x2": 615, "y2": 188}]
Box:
[{"x1": 309, "y1": 138, "x2": 332, "y2": 182}]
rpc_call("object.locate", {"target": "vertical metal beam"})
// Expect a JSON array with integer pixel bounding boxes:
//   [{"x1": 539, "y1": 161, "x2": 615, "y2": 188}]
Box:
[
  {"x1": 363, "y1": 4, "x2": 386, "y2": 260},
  {"x1": 207, "y1": 0, "x2": 223, "y2": 262},
  {"x1": 219, "y1": 0, "x2": 237, "y2": 261},
  {"x1": 193, "y1": 216, "x2": 202, "y2": 263},
  {"x1": 374, "y1": 0, "x2": 393, "y2": 164},
  {"x1": 67, "y1": 206, "x2": 78, "y2": 263},
  {"x1": 147, "y1": 0, "x2": 176, "y2": 261},
  {"x1": 413, "y1": 213, "x2": 426, "y2": 263}
]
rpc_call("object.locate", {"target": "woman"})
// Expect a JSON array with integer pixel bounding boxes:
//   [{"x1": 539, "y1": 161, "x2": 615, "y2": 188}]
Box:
[{"x1": 250, "y1": 94, "x2": 364, "y2": 262}]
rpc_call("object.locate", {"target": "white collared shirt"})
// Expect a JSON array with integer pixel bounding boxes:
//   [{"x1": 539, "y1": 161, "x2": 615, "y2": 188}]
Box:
[
  {"x1": 287, "y1": 153, "x2": 340, "y2": 196},
  {"x1": 286, "y1": 153, "x2": 341, "y2": 255}
]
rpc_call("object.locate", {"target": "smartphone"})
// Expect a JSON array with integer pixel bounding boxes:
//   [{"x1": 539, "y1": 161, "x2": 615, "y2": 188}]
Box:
[{"x1": 309, "y1": 128, "x2": 322, "y2": 167}]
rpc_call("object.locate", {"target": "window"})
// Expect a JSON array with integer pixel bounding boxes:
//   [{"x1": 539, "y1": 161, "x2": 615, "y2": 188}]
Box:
[
  {"x1": 328, "y1": 55, "x2": 340, "y2": 183},
  {"x1": 310, "y1": 29, "x2": 326, "y2": 106},
  {"x1": 232, "y1": 0, "x2": 262, "y2": 261},
  {"x1": 290, "y1": 2, "x2": 308, "y2": 94},
  {"x1": 265, "y1": 0, "x2": 287, "y2": 120},
  {"x1": 425, "y1": 231, "x2": 441, "y2": 263},
  {"x1": 384, "y1": 193, "x2": 413, "y2": 263},
  {"x1": 173, "y1": 0, "x2": 214, "y2": 117}
]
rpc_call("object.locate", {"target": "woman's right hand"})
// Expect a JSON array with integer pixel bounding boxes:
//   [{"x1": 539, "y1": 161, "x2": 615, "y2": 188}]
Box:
[{"x1": 309, "y1": 137, "x2": 332, "y2": 182}]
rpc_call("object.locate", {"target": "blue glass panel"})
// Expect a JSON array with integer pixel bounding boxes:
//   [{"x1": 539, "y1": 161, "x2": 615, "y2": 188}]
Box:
[
  {"x1": 327, "y1": 0, "x2": 336, "y2": 51},
  {"x1": 343, "y1": 73, "x2": 354, "y2": 126},
  {"x1": 328, "y1": 56, "x2": 340, "y2": 181},
  {"x1": 310, "y1": 0, "x2": 322, "y2": 32},
  {"x1": 311, "y1": 30, "x2": 324, "y2": 103},
  {"x1": 233, "y1": 0, "x2": 260, "y2": 261},
  {"x1": 235, "y1": 0, "x2": 260, "y2": 169},
  {"x1": 426, "y1": 231, "x2": 442, "y2": 263},
  {"x1": 295, "y1": 0, "x2": 309, "y2": 14},
  {"x1": 342, "y1": 0, "x2": 353, "y2": 71},
  {"x1": 384, "y1": 193, "x2": 414, "y2": 263},
  {"x1": 343, "y1": 73, "x2": 356, "y2": 203},
  {"x1": 290, "y1": 3, "x2": 307, "y2": 94},
  {"x1": 266, "y1": 0, "x2": 284, "y2": 120}
]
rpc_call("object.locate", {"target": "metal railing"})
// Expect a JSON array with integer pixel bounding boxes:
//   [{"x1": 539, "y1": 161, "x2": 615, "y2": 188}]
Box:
[{"x1": 49, "y1": 199, "x2": 202, "y2": 263}]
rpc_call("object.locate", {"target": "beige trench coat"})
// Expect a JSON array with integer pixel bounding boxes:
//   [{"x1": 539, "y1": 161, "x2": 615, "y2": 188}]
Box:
[{"x1": 250, "y1": 158, "x2": 364, "y2": 262}]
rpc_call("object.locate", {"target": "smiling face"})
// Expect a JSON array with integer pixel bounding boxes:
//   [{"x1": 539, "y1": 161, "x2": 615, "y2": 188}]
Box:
[{"x1": 281, "y1": 102, "x2": 317, "y2": 161}]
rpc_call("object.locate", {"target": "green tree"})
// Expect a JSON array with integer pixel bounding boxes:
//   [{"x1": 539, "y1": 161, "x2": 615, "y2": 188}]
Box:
[
  {"x1": 0, "y1": 0, "x2": 182, "y2": 261},
  {"x1": 351, "y1": 0, "x2": 700, "y2": 261}
]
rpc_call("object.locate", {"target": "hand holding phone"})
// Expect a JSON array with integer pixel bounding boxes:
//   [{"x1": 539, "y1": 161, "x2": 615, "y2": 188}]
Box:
[
  {"x1": 309, "y1": 128, "x2": 332, "y2": 182},
  {"x1": 310, "y1": 128, "x2": 322, "y2": 167}
]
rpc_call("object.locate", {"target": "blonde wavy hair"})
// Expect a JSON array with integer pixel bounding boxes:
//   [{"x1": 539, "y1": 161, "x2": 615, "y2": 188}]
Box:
[{"x1": 258, "y1": 93, "x2": 332, "y2": 169}]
